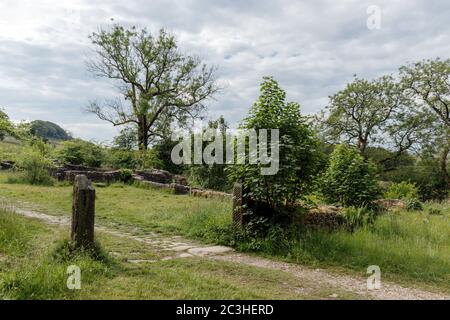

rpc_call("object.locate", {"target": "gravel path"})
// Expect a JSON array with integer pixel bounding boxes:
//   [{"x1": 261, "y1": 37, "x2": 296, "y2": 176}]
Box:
[{"x1": 7, "y1": 204, "x2": 450, "y2": 300}]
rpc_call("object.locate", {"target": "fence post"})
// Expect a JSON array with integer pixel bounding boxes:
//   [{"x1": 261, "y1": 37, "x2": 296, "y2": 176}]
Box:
[
  {"x1": 232, "y1": 183, "x2": 244, "y2": 229},
  {"x1": 71, "y1": 175, "x2": 96, "y2": 248}
]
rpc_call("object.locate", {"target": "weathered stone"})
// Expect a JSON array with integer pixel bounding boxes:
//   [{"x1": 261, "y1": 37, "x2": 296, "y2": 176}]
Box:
[
  {"x1": 374, "y1": 199, "x2": 406, "y2": 211},
  {"x1": 133, "y1": 176, "x2": 190, "y2": 195},
  {"x1": 297, "y1": 205, "x2": 345, "y2": 230},
  {"x1": 64, "y1": 170, "x2": 121, "y2": 183},
  {"x1": 135, "y1": 169, "x2": 173, "y2": 184},
  {"x1": 171, "y1": 183, "x2": 190, "y2": 195},
  {"x1": 174, "y1": 175, "x2": 188, "y2": 186},
  {"x1": 0, "y1": 160, "x2": 14, "y2": 170},
  {"x1": 71, "y1": 175, "x2": 96, "y2": 248},
  {"x1": 190, "y1": 188, "x2": 232, "y2": 200}
]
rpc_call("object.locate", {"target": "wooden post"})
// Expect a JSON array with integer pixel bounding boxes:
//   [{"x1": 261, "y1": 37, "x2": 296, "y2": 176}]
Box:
[
  {"x1": 71, "y1": 175, "x2": 96, "y2": 248},
  {"x1": 232, "y1": 183, "x2": 244, "y2": 229}
]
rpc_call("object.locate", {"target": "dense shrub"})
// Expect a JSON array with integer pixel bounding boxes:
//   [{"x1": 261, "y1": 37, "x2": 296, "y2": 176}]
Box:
[
  {"x1": 187, "y1": 117, "x2": 231, "y2": 192},
  {"x1": 320, "y1": 144, "x2": 381, "y2": 207},
  {"x1": 12, "y1": 149, "x2": 55, "y2": 185},
  {"x1": 384, "y1": 182, "x2": 419, "y2": 200},
  {"x1": 106, "y1": 148, "x2": 137, "y2": 169},
  {"x1": 379, "y1": 159, "x2": 448, "y2": 201},
  {"x1": 229, "y1": 77, "x2": 321, "y2": 226},
  {"x1": 343, "y1": 206, "x2": 377, "y2": 231},
  {"x1": 153, "y1": 138, "x2": 184, "y2": 174},
  {"x1": 118, "y1": 168, "x2": 133, "y2": 183},
  {"x1": 55, "y1": 139, "x2": 105, "y2": 167},
  {"x1": 134, "y1": 149, "x2": 164, "y2": 170},
  {"x1": 405, "y1": 198, "x2": 424, "y2": 211}
]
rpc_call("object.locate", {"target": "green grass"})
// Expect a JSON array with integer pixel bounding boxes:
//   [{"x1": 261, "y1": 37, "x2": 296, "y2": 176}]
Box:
[
  {"x1": 0, "y1": 208, "x2": 359, "y2": 300},
  {"x1": 0, "y1": 139, "x2": 22, "y2": 162},
  {"x1": 0, "y1": 172, "x2": 231, "y2": 240},
  {"x1": 0, "y1": 171, "x2": 449, "y2": 294},
  {"x1": 228, "y1": 204, "x2": 450, "y2": 293}
]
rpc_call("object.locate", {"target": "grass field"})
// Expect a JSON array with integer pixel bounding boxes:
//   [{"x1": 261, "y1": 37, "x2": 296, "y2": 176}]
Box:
[
  {"x1": 0, "y1": 171, "x2": 449, "y2": 295},
  {"x1": 0, "y1": 208, "x2": 361, "y2": 300}
]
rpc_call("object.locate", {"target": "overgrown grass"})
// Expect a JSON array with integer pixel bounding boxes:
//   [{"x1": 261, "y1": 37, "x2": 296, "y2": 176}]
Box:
[
  {"x1": 0, "y1": 172, "x2": 449, "y2": 293},
  {"x1": 0, "y1": 173, "x2": 231, "y2": 238},
  {"x1": 0, "y1": 139, "x2": 22, "y2": 162},
  {"x1": 0, "y1": 207, "x2": 356, "y2": 300},
  {"x1": 220, "y1": 205, "x2": 450, "y2": 292}
]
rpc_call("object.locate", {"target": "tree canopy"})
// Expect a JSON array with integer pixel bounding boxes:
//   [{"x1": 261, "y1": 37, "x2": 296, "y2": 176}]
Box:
[
  {"x1": 86, "y1": 25, "x2": 218, "y2": 150},
  {"x1": 324, "y1": 76, "x2": 407, "y2": 154}
]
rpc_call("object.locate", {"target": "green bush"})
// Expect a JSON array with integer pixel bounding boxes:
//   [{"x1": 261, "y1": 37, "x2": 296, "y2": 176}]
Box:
[
  {"x1": 384, "y1": 182, "x2": 419, "y2": 200},
  {"x1": 228, "y1": 77, "x2": 321, "y2": 226},
  {"x1": 153, "y1": 138, "x2": 184, "y2": 174},
  {"x1": 106, "y1": 148, "x2": 137, "y2": 169},
  {"x1": 12, "y1": 149, "x2": 55, "y2": 186},
  {"x1": 320, "y1": 144, "x2": 381, "y2": 207},
  {"x1": 55, "y1": 139, "x2": 105, "y2": 167},
  {"x1": 343, "y1": 206, "x2": 377, "y2": 231},
  {"x1": 405, "y1": 198, "x2": 424, "y2": 211},
  {"x1": 134, "y1": 149, "x2": 163, "y2": 170},
  {"x1": 118, "y1": 168, "x2": 133, "y2": 183},
  {"x1": 187, "y1": 117, "x2": 231, "y2": 192}
]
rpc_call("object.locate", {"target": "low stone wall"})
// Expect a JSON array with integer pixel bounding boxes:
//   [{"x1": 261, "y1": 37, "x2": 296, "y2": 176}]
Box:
[
  {"x1": 374, "y1": 199, "x2": 406, "y2": 211},
  {"x1": 292, "y1": 205, "x2": 345, "y2": 230},
  {"x1": 66, "y1": 170, "x2": 121, "y2": 183},
  {"x1": 50, "y1": 165, "x2": 229, "y2": 198},
  {"x1": 51, "y1": 168, "x2": 121, "y2": 183},
  {"x1": 132, "y1": 174, "x2": 190, "y2": 194},
  {"x1": 135, "y1": 169, "x2": 173, "y2": 184},
  {"x1": 190, "y1": 188, "x2": 232, "y2": 200}
]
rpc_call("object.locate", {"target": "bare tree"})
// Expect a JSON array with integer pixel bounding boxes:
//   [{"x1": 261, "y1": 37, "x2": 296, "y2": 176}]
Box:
[{"x1": 86, "y1": 25, "x2": 218, "y2": 150}]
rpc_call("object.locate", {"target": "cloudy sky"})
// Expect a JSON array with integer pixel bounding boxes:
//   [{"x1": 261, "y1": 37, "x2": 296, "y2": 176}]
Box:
[{"x1": 0, "y1": 0, "x2": 449, "y2": 143}]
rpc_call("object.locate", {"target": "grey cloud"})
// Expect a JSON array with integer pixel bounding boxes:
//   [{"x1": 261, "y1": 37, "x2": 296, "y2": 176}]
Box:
[{"x1": 0, "y1": 0, "x2": 449, "y2": 141}]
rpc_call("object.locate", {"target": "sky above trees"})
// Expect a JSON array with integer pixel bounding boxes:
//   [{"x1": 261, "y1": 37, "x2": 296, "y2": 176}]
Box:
[{"x1": 0, "y1": 0, "x2": 449, "y2": 142}]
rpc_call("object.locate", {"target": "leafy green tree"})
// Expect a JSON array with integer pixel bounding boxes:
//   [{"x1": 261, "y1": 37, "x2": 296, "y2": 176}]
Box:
[
  {"x1": 320, "y1": 144, "x2": 381, "y2": 207},
  {"x1": 229, "y1": 77, "x2": 321, "y2": 221},
  {"x1": 0, "y1": 109, "x2": 13, "y2": 140},
  {"x1": 400, "y1": 58, "x2": 450, "y2": 127},
  {"x1": 188, "y1": 116, "x2": 231, "y2": 192},
  {"x1": 113, "y1": 126, "x2": 138, "y2": 150},
  {"x1": 86, "y1": 25, "x2": 218, "y2": 150},
  {"x1": 325, "y1": 76, "x2": 407, "y2": 154},
  {"x1": 400, "y1": 58, "x2": 450, "y2": 187}
]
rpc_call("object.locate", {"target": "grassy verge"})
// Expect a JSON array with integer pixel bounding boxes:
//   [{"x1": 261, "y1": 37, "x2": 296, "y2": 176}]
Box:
[
  {"x1": 0, "y1": 208, "x2": 359, "y2": 300},
  {"x1": 226, "y1": 207, "x2": 450, "y2": 293},
  {"x1": 0, "y1": 172, "x2": 449, "y2": 294}
]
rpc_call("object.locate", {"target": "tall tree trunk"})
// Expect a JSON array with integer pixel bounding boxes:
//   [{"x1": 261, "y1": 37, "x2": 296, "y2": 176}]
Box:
[
  {"x1": 137, "y1": 116, "x2": 149, "y2": 150},
  {"x1": 358, "y1": 136, "x2": 367, "y2": 155},
  {"x1": 440, "y1": 145, "x2": 450, "y2": 187}
]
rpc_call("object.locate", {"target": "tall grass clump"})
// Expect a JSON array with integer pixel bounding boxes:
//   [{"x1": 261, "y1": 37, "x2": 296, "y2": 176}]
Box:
[{"x1": 0, "y1": 239, "x2": 113, "y2": 300}]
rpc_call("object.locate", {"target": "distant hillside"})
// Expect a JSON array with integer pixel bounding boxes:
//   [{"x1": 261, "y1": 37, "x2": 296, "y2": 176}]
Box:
[{"x1": 30, "y1": 120, "x2": 72, "y2": 141}]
